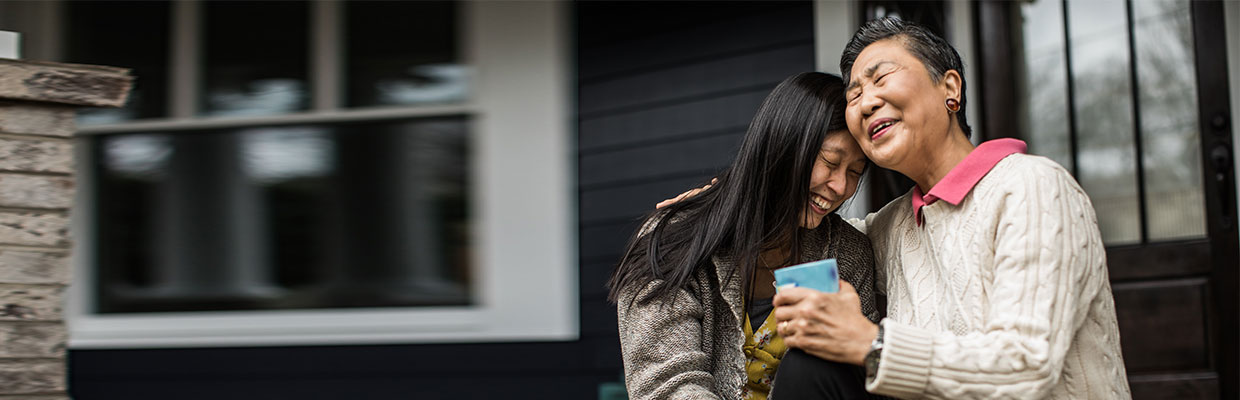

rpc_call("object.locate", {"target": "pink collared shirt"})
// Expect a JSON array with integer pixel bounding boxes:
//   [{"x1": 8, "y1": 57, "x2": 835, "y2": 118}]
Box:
[{"x1": 911, "y1": 138, "x2": 1028, "y2": 225}]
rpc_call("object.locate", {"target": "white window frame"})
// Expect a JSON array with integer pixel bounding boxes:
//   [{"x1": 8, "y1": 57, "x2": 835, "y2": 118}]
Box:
[{"x1": 66, "y1": 0, "x2": 578, "y2": 348}]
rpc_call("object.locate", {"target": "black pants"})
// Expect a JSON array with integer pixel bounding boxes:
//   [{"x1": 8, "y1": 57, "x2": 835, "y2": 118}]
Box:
[{"x1": 769, "y1": 349, "x2": 882, "y2": 399}]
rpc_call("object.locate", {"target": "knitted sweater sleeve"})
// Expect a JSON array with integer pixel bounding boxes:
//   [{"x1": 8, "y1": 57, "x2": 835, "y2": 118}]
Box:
[
  {"x1": 617, "y1": 280, "x2": 722, "y2": 400},
  {"x1": 866, "y1": 161, "x2": 1106, "y2": 399}
]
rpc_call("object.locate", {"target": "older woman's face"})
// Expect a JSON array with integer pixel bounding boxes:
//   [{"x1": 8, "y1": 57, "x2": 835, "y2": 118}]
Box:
[{"x1": 844, "y1": 39, "x2": 955, "y2": 171}]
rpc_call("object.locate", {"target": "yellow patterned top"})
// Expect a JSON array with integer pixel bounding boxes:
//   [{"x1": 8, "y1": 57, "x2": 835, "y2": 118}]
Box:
[{"x1": 740, "y1": 305, "x2": 787, "y2": 400}]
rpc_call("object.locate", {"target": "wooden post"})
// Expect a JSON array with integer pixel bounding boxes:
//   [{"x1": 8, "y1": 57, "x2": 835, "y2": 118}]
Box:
[{"x1": 0, "y1": 58, "x2": 130, "y2": 398}]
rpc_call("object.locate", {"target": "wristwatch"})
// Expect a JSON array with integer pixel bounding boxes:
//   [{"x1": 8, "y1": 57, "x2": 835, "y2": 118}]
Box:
[{"x1": 864, "y1": 323, "x2": 885, "y2": 384}]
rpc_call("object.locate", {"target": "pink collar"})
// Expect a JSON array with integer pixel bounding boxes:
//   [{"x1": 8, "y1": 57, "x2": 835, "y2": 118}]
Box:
[{"x1": 911, "y1": 138, "x2": 1027, "y2": 225}]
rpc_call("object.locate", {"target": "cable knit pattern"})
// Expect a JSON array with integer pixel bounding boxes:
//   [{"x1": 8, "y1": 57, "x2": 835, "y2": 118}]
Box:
[
  {"x1": 851, "y1": 154, "x2": 1132, "y2": 399},
  {"x1": 617, "y1": 214, "x2": 879, "y2": 399}
]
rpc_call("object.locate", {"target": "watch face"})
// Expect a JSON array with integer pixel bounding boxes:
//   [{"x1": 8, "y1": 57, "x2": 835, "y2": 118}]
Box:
[{"x1": 865, "y1": 325, "x2": 884, "y2": 382}]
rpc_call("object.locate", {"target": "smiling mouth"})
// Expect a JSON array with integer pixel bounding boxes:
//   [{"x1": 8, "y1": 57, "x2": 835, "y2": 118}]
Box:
[
  {"x1": 870, "y1": 120, "x2": 896, "y2": 141},
  {"x1": 809, "y1": 193, "x2": 834, "y2": 214}
]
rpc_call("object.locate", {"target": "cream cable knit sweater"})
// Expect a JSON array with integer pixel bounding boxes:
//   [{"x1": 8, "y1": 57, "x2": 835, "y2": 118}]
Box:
[{"x1": 850, "y1": 154, "x2": 1132, "y2": 399}]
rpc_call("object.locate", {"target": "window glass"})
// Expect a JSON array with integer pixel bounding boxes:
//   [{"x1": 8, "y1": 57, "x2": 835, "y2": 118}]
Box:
[
  {"x1": 344, "y1": 1, "x2": 467, "y2": 107},
  {"x1": 93, "y1": 119, "x2": 472, "y2": 313},
  {"x1": 1066, "y1": 0, "x2": 1141, "y2": 245},
  {"x1": 1133, "y1": 0, "x2": 1206, "y2": 240},
  {"x1": 64, "y1": 1, "x2": 170, "y2": 124},
  {"x1": 1017, "y1": 0, "x2": 1206, "y2": 245},
  {"x1": 202, "y1": 1, "x2": 309, "y2": 117},
  {"x1": 1018, "y1": 0, "x2": 1074, "y2": 172}
]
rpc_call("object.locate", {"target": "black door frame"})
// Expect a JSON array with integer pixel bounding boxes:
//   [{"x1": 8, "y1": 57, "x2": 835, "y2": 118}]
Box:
[{"x1": 1190, "y1": 1, "x2": 1239, "y2": 398}]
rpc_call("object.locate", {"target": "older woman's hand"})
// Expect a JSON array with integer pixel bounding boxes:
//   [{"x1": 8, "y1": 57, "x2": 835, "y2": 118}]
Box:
[
  {"x1": 773, "y1": 280, "x2": 879, "y2": 366},
  {"x1": 654, "y1": 179, "x2": 716, "y2": 209}
]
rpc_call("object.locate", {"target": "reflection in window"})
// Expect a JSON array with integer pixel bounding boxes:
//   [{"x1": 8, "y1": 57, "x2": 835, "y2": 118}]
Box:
[
  {"x1": 93, "y1": 119, "x2": 472, "y2": 313},
  {"x1": 64, "y1": 1, "x2": 170, "y2": 124},
  {"x1": 103, "y1": 134, "x2": 172, "y2": 178},
  {"x1": 1133, "y1": 0, "x2": 1205, "y2": 241},
  {"x1": 242, "y1": 127, "x2": 335, "y2": 182},
  {"x1": 344, "y1": 1, "x2": 468, "y2": 107},
  {"x1": 202, "y1": 2, "x2": 309, "y2": 117}
]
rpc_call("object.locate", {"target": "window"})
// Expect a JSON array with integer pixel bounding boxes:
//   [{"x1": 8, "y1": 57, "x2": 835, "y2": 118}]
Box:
[
  {"x1": 93, "y1": 119, "x2": 471, "y2": 314},
  {"x1": 200, "y1": 1, "x2": 310, "y2": 117},
  {"x1": 62, "y1": 1, "x2": 574, "y2": 347},
  {"x1": 344, "y1": 1, "x2": 466, "y2": 108},
  {"x1": 1015, "y1": 0, "x2": 1206, "y2": 245}
]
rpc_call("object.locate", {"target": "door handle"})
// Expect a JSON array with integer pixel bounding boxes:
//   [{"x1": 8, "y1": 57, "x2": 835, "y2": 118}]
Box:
[{"x1": 1211, "y1": 145, "x2": 1233, "y2": 230}]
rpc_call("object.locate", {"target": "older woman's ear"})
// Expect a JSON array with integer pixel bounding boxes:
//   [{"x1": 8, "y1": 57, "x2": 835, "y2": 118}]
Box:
[
  {"x1": 941, "y1": 69, "x2": 963, "y2": 104},
  {"x1": 942, "y1": 69, "x2": 962, "y2": 104}
]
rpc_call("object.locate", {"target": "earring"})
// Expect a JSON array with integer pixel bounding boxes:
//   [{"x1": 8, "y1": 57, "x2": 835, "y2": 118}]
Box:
[{"x1": 945, "y1": 98, "x2": 961, "y2": 113}]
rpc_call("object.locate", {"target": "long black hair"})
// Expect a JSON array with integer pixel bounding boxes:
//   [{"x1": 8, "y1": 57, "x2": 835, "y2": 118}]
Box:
[{"x1": 607, "y1": 72, "x2": 851, "y2": 305}]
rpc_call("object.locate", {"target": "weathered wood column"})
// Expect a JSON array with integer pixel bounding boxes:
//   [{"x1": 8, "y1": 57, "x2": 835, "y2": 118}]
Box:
[{"x1": 0, "y1": 59, "x2": 130, "y2": 398}]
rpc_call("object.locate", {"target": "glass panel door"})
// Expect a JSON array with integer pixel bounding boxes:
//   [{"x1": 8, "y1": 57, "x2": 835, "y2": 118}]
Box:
[
  {"x1": 1005, "y1": 1, "x2": 1233, "y2": 398},
  {"x1": 1017, "y1": 0, "x2": 1206, "y2": 245}
]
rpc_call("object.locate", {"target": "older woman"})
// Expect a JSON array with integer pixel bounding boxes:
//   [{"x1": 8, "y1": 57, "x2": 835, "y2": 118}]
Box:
[{"x1": 767, "y1": 18, "x2": 1133, "y2": 399}]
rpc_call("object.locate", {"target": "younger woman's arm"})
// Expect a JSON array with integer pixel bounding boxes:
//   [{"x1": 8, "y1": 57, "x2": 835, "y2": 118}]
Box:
[{"x1": 616, "y1": 280, "x2": 722, "y2": 400}]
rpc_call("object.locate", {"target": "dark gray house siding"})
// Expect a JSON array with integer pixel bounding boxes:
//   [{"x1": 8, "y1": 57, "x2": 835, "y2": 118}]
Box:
[
  {"x1": 577, "y1": 0, "x2": 816, "y2": 311},
  {"x1": 67, "y1": 2, "x2": 815, "y2": 398}
]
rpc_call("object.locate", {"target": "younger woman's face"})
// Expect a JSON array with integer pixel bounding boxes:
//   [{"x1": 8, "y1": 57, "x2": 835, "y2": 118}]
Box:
[{"x1": 801, "y1": 130, "x2": 867, "y2": 229}]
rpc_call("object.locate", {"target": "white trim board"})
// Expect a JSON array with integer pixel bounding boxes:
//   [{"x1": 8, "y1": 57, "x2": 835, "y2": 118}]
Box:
[{"x1": 0, "y1": 30, "x2": 18, "y2": 59}]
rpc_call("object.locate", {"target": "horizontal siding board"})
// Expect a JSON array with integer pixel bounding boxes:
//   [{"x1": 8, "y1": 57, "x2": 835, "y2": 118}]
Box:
[
  {"x1": 580, "y1": 259, "x2": 616, "y2": 299},
  {"x1": 579, "y1": 297, "x2": 620, "y2": 338},
  {"x1": 579, "y1": 5, "x2": 813, "y2": 81},
  {"x1": 580, "y1": 175, "x2": 713, "y2": 225},
  {"x1": 578, "y1": 43, "x2": 815, "y2": 115},
  {"x1": 579, "y1": 89, "x2": 764, "y2": 153},
  {"x1": 583, "y1": 335, "x2": 624, "y2": 371},
  {"x1": 580, "y1": 221, "x2": 641, "y2": 263},
  {"x1": 579, "y1": 133, "x2": 740, "y2": 187}
]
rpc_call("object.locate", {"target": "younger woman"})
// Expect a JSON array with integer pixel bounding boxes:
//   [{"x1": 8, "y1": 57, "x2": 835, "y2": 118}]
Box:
[{"x1": 608, "y1": 72, "x2": 881, "y2": 400}]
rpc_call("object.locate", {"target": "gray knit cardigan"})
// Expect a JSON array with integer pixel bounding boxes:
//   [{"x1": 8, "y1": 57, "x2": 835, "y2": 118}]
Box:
[{"x1": 616, "y1": 213, "x2": 880, "y2": 400}]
